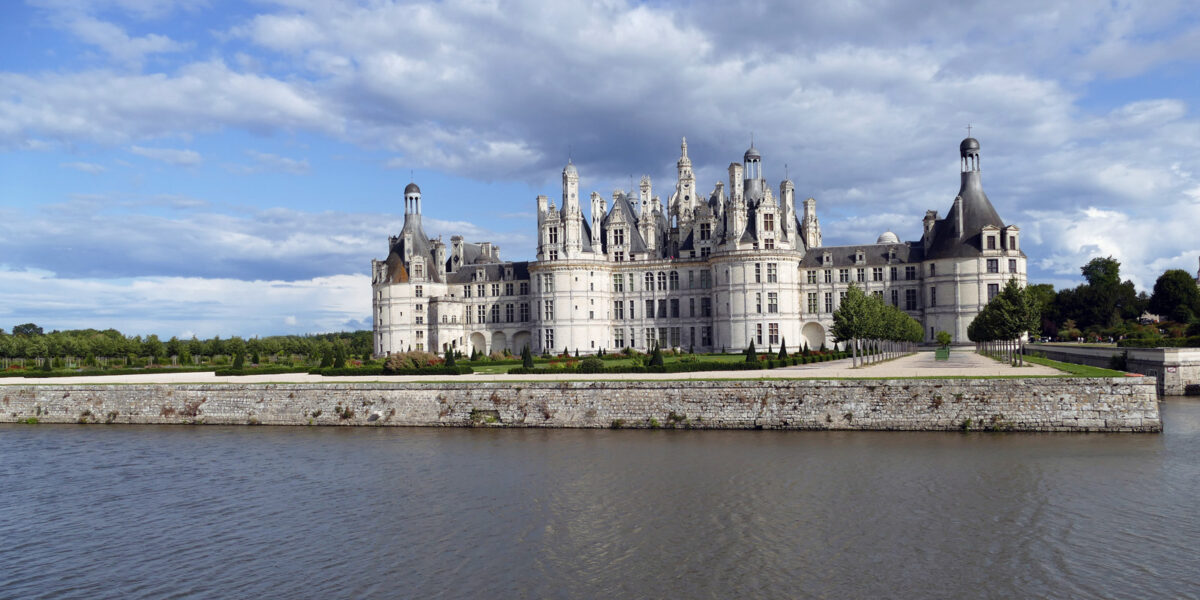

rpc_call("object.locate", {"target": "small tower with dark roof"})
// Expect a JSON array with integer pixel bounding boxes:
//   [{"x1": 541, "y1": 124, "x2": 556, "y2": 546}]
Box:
[{"x1": 404, "y1": 182, "x2": 421, "y2": 216}]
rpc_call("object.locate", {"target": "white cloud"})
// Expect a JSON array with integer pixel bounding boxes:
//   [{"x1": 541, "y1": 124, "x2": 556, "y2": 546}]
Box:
[
  {"x1": 0, "y1": 266, "x2": 370, "y2": 338},
  {"x1": 63, "y1": 15, "x2": 185, "y2": 66},
  {"x1": 233, "y1": 150, "x2": 311, "y2": 175},
  {"x1": 60, "y1": 161, "x2": 106, "y2": 173},
  {"x1": 130, "y1": 145, "x2": 202, "y2": 166}
]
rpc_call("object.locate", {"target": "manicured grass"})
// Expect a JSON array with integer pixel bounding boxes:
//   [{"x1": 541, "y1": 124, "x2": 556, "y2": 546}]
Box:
[{"x1": 1021, "y1": 354, "x2": 1128, "y2": 377}]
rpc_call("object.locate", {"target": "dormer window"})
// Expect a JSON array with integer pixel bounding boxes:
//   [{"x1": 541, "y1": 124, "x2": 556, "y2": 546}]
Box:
[
  {"x1": 987, "y1": 236, "x2": 996, "y2": 250},
  {"x1": 855, "y1": 251, "x2": 865, "y2": 264},
  {"x1": 763, "y1": 213, "x2": 774, "y2": 231},
  {"x1": 613, "y1": 228, "x2": 625, "y2": 246},
  {"x1": 823, "y1": 252, "x2": 832, "y2": 265},
  {"x1": 548, "y1": 227, "x2": 559, "y2": 244},
  {"x1": 413, "y1": 262, "x2": 424, "y2": 278}
]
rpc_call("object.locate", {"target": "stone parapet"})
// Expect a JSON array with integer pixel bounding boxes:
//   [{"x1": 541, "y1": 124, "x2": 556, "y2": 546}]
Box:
[{"x1": 1, "y1": 378, "x2": 1160, "y2": 432}]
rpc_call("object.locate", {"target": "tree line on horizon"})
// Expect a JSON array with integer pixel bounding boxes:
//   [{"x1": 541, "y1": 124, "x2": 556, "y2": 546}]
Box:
[{"x1": 0, "y1": 326, "x2": 373, "y2": 367}]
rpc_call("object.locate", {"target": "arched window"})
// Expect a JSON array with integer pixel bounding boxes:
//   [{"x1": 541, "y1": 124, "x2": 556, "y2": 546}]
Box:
[
  {"x1": 657, "y1": 272, "x2": 667, "y2": 291},
  {"x1": 645, "y1": 272, "x2": 654, "y2": 290}
]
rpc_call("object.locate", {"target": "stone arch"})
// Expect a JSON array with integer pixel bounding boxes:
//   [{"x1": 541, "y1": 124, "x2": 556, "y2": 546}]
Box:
[
  {"x1": 512, "y1": 331, "x2": 532, "y2": 354},
  {"x1": 801, "y1": 322, "x2": 826, "y2": 350},
  {"x1": 470, "y1": 332, "x2": 487, "y2": 355},
  {"x1": 491, "y1": 331, "x2": 507, "y2": 355}
]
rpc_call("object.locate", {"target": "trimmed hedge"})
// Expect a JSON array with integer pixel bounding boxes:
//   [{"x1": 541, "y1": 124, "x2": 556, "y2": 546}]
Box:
[
  {"x1": 507, "y1": 353, "x2": 848, "y2": 375},
  {"x1": 215, "y1": 366, "x2": 312, "y2": 376},
  {"x1": 308, "y1": 365, "x2": 474, "y2": 376},
  {"x1": 1117, "y1": 336, "x2": 1200, "y2": 348},
  {"x1": 0, "y1": 366, "x2": 216, "y2": 378}
]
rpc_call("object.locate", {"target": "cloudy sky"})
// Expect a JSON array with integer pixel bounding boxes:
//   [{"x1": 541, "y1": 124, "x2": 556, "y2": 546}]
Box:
[{"x1": 2, "y1": 0, "x2": 1199, "y2": 338}]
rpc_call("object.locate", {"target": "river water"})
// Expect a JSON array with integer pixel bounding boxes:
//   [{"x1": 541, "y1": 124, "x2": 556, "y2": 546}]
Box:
[{"x1": 2, "y1": 400, "x2": 1198, "y2": 599}]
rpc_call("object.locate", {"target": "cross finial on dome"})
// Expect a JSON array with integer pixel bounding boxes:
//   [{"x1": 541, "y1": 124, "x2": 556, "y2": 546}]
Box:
[{"x1": 966, "y1": 124, "x2": 972, "y2": 137}]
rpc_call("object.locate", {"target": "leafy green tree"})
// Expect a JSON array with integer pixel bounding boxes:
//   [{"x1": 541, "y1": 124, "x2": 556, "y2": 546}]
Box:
[
  {"x1": 831, "y1": 284, "x2": 870, "y2": 366},
  {"x1": 936, "y1": 331, "x2": 952, "y2": 347},
  {"x1": 521, "y1": 344, "x2": 534, "y2": 368},
  {"x1": 1149, "y1": 269, "x2": 1200, "y2": 323},
  {"x1": 444, "y1": 348, "x2": 456, "y2": 367},
  {"x1": 232, "y1": 352, "x2": 245, "y2": 369},
  {"x1": 13, "y1": 323, "x2": 43, "y2": 337}
]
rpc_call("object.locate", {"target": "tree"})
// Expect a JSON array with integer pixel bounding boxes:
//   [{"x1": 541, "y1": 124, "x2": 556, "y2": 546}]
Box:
[
  {"x1": 831, "y1": 284, "x2": 869, "y2": 366},
  {"x1": 649, "y1": 343, "x2": 664, "y2": 367},
  {"x1": 13, "y1": 323, "x2": 43, "y2": 337},
  {"x1": 778, "y1": 338, "x2": 788, "y2": 359},
  {"x1": 232, "y1": 352, "x2": 245, "y2": 369},
  {"x1": 745, "y1": 340, "x2": 757, "y2": 363},
  {"x1": 936, "y1": 331, "x2": 952, "y2": 347},
  {"x1": 1149, "y1": 269, "x2": 1200, "y2": 323},
  {"x1": 521, "y1": 344, "x2": 534, "y2": 368},
  {"x1": 444, "y1": 347, "x2": 456, "y2": 367}
]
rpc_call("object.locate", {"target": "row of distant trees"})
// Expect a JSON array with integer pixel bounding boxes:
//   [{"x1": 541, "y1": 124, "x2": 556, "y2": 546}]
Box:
[
  {"x1": 0, "y1": 325, "x2": 373, "y2": 366},
  {"x1": 1029, "y1": 257, "x2": 1200, "y2": 341},
  {"x1": 831, "y1": 285, "x2": 925, "y2": 367}
]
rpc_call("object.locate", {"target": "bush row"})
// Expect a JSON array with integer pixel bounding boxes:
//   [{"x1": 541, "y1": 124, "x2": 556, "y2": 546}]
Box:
[
  {"x1": 1116, "y1": 336, "x2": 1200, "y2": 348},
  {"x1": 214, "y1": 366, "x2": 312, "y2": 376},
  {"x1": 311, "y1": 365, "x2": 474, "y2": 376},
  {"x1": 0, "y1": 366, "x2": 216, "y2": 378},
  {"x1": 508, "y1": 352, "x2": 848, "y2": 375}
]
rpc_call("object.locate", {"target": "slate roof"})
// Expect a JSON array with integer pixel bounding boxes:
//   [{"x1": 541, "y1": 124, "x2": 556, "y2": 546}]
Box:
[
  {"x1": 799, "y1": 241, "x2": 924, "y2": 268},
  {"x1": 923, "y1": 171, "x2": 1008, "y2": 260},
  {"x1": 446, "y1": 260, "x2": 532, "y2": 284}
]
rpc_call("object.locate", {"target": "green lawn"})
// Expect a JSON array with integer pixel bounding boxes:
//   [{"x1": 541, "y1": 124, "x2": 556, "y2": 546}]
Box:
[
  {"x1": 1018, "y1": 354, "x2": 1128, "y2": 377},
  {"x1": 466, "y1": 353, "x2": 759, "y2": 374}
]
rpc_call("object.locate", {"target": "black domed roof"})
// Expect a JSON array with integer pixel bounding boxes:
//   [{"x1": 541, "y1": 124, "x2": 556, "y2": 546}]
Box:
[
  {"x1": 404, "y1": 182, "x2": 420, "y2": 195},
  {"x1": 960, "y1": 137, "x2": 980, "y2": 153},
  {"x1": 744, "y1": 145, "x2": 761, "y2": 161}
]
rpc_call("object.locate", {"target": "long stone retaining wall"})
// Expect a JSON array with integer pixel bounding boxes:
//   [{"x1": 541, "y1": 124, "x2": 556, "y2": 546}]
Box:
[
  {"x1": 0, "y1": 378, "x2": 1160, "y2": 432},
  {"x1": 1029, "y1": 344, "x2": 1200, "y2": 396}
]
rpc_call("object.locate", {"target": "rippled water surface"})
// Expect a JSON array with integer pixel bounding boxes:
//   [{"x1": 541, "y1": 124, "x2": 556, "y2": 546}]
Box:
[{"x1": 2, "y1": 400, "x2": 1198, "y2": 599}]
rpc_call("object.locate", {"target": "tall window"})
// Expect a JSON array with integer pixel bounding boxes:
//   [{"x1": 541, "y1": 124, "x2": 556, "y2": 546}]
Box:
[
  {"x1": 520, "y1": 303, "x2": 530, "y2": 321},
  {"x1": 413, "y1": 263, "x2": 423, "y2": 278},
  {"x1": 930, "y1": 264, "x2": 936, "y2": 276},
  {"x1": 669, "y1": 271, "x2": 679, "y2": 290},
  {"x1": 688, "y1": 270, "x2": 695, "y2": 289},
  {"x1": 478, "y1": 305, "x2": 487, "y2": 323},
  {"x1": 505, "y1": 304, "x2": 514, "y2": 322},
  {"x1": 756, "y1": 324, "x2": 763, "y2": 345},
  {"x1": 646, "y1": 299, "x2": 654, "y2": 317},
  {"x1": 645, "y1": 272, "x2": 654, "y2": 290},
  {"x1": 755, "y1": 263, "x2": 762, "y2": 283},
  {"x1": 491, "y1": 283, "x2": 500, "y2": 296},
  {"x1": 699, "y1": 222, "x2": 711, "y2": 240},
  {"x1": 700, "y1": 270, "x2": 712, "y2": 288},
  {"x1": 825, "y1": 269, "x2": 833, "y2": 283},
  {"x1": 490, "y1": 304, "x2": 500, "y2": 322},
  {"x1": 544, "y1": 300, "x2": 554, "y2": 320},
  {"x1": 700, "y1": 247, "x2": 710, "y2": 258},
  {"x1": 629, "y1": 300, "x2": 635, "y2": 319},
  {"x1": 613, "y1": 228, "x2": 625, "y2": 245},
  {"x1": 988, "y1": 283, "x2": 999, "y2": 301},
  {"x1": 769, "y1": 323, "x2": 779, "y2": 345},
  {"x1": 856, "y1": 268, "x2": 866, "y2": 283},
  {"x1": 701, "y1": 297, "x2": 712, "y2": 317},
  {"x1": 613, "y1": 274, "x2": 624, "y2": 292},
  {"x1": 505, "y1": 283, "x2": 514, "y2": 296},
  {"x1": 520, "y1": 282, "x2": 529, "y2": 295},
  {"x1": 767, "y1": 263, "x2": 778, "y2": 283},
  {"x1": 614, "y1": 300, "x2": 624, "y2": 319},
  {"x1": 891, "y1": 289, "x2": 898, "y2": 307},
  {"x1": 764, "y1": 238, "x2": 775, "y2": 250},
  {"x1": 987, "y1": 236, "x2": 996, "y2": 250},
  {"x1": 658, "y1": 272, "x2": 667, "y2": 291},
  {"x1": 930, "y1": 286, "x2": 937, "y2": 307},
  {"x1": 548, "y1": 227, "x2": 558, "y2": 244},
  {"x1": 905, "y1": 289, "x2": 917, "y2": 310},
  {"x1": 839, "y1": 269, "x2": 849, "y2": 283},
  {"x1": 763, "y1": 213, "x2": 774, "y2": 231},
  {"x1": 905, "y1": 266, "x2": 916, "y2": 280},
  {"x1": 824, "y1": 292, "x2": 833, "y2": 313},
  {"x1": 657, "y1": 299, "x2": 666, "y2": 318},
  {"x1": 477, "y1": 284, "x2": 485, "y2": 297},
  {"x1": 614, "y1": 328, "x2": 625, "y2": 348},
  {"x1": 670, "y1": 299, "x2": 679, "y2": 318},
  {"x1": 873, "y1": 267, "x2": 883, "y2": 281},
  {"x1": 1008, "y1": 259, "x2": 1017, "y2": 273},
  {"x1": 544, "y1": 329, "x2": 554, "y2": 349},
  {"x1": 987, "y1": 259, "x2": 999, "y2": 273},
  {"x1": 543, "y1": 274, "x2": 554, "y2": 293},
  {"x1": 463, "y1": 285, "x2": 471, "y2": 298},
  {"x1": 807, "y1": 270, "x2": 817, "y2": 284},
  {"x1": 890, "y1": 266, "x2": 898, "y2": 281},
  {"x1": 689, "y1": 297, "x2": 696, "y2": 317},
  {"x1": 768, "y1": 292, "x2": 778, "y2": 313},
  {"x1": 807, "y1": 292, "x2": 818, "y2": 313}
]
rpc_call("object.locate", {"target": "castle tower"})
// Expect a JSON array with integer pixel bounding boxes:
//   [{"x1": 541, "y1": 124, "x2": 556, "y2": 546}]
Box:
[
  {"x1": 743, "y1": 143, "x2": 763, "y2": 199},
  {"x1": 802, "y1": 197, "x2": 821, "y2": 248},
  {"x1": 562, "y1": 160, "x2": 583, "y2": 257}
]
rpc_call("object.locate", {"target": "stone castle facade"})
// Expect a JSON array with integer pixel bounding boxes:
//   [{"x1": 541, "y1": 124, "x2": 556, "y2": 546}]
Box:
[{"x1": 371, "y1": 136, "x2": 1026, "y2": 356}]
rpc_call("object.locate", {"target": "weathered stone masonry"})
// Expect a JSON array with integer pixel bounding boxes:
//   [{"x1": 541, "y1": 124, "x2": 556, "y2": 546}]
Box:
[{"x1": 1, "y1": 378, "x2": 1160, "y2": 432}]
